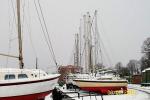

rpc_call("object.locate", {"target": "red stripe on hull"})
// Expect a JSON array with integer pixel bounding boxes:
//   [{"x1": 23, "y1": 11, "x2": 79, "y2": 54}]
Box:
[
  {"x1": 80, "y1": 86, "x2": 127, "y2": 94},
  {"x1": 0, "y1": 90, "x2": 52, "y2": 100},
  {"x1": 0, "y1": 76, "x2": 60, "y2": 86}
]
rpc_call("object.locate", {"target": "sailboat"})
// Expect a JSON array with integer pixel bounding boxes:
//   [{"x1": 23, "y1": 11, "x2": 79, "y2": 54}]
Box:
[
  {"x1": 0, "y1": 0, "x2": 60, "y2": 100},
  {"x1": 74, "y1": 72, "x2": 128, "y2": 94},
  {"x1": 73, "y1": 10, "x2": 128, "y2": 94}
]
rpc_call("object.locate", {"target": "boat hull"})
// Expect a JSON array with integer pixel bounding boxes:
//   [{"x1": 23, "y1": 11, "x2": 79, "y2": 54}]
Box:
[
  {"x1": 0, "y1": 90, "x2": 51, "y2": 100},
  {"x1": 80, "y1": 86, "x2": 127, "y2": 94},
  {"x1": 0, "y1": 75, "x2": 59, "y2": 100},
  {"x1": 74, "y1": 79, "x2": 127, "y2": 94}
]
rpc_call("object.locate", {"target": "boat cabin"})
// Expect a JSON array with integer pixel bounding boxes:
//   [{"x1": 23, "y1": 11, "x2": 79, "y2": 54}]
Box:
[{"x1": 0, "y1": 68, "x2": 47, "y2": 80}]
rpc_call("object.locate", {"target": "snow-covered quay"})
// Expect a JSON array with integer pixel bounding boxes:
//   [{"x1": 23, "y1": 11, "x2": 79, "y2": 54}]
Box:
[{"x1": 45, "y1": 84, "x2": 150, "y2": 100}]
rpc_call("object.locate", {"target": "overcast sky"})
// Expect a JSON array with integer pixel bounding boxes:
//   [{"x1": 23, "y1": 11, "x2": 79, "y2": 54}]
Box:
[{"x1": 0, "y1": 0, "x2": 150, "y2": 70}]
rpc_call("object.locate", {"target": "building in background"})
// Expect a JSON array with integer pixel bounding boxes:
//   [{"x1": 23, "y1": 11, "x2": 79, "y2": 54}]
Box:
[
  {"x1": 141, "y1": 67, "x2": 150, "y2": 86},
  {"x1": 131, "y1": 74, "x2": 142, "y2": 84},
  {"x1": 58, "y1": 65, "x2": 82, "y2": 85}
]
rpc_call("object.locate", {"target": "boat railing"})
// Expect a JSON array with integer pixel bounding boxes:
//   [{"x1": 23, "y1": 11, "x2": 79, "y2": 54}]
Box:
[{"x1": 52, "y1": 87, "x2": 104, "y2": 100}]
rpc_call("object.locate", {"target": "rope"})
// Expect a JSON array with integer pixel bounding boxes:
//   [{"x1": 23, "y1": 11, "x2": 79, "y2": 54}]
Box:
[
  {"x1": 37, "y1": 0, "x2": 58, "y2": 66},
  {"x1": 6, "y1": 0, "x2": 18, "y2": 67},
  {"x1": 91, "y1": 20, "x2": 112, "y2": 67},
  {"x1": 26, "y1": 0, "x2": 37, "y2": 58},
  {"x1": 34, "y1": 0, "x2": 58, "y2": 67}
]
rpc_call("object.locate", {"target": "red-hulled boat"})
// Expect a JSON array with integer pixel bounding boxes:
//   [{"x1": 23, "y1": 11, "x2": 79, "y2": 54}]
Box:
[
  {"x1": 72, "y1": 10, "x2": 128, "y2": 95},
  {"x1": 0, "y1": 0, "x2": 60, "y2": 100},
  {"x1": 0, "y1": 68, "x2": 60, "y2": 100},
  {"x1": 74, "y1": 78, "x2": 127, "y2": 94}
]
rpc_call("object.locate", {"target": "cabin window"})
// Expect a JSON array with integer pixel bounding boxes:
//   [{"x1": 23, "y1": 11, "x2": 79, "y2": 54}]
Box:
[
  {"x1": 5, "y1": 74, "x2": 15, "y2": 80},
  {"x1": 35, "y1": 75, "x2": 37, "y2": 77},
  {"x1": 18, "y1": 74, "x2": 28, "y2": 79}
]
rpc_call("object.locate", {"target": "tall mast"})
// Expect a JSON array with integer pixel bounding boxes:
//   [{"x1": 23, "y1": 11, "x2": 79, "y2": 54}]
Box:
[
  {"x1": 87, "y1": 12, "x2": 92, "y2": 73},
  {"x1": 94, "y1": 10, "x2": 103, "y2": 68},
  {"x1": 79, "y1": 19, "x2": 82, "y2": 70},
  {"x1": 94, "y1": 10, "x2": 97, "y2": 66},
  {"x1": 83, "y1": 14, "x2": 88, "y2": 73},
  {"x1": 74, "y1": 34, "x2": 79, "y2": 67},
  {"x1": 17, "y1": 0, "x2": 24, "y2": 69},
  {"x1": 84, "y1": 12, "x2": 92, "y2": 73}
]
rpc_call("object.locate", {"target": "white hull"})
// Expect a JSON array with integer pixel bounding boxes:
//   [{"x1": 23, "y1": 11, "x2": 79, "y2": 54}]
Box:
[
  {"x1": 74, "y1": 79, "x2": 128, "y2": 94},
  {"x1": 0, "y1": 75, "x2": 59, "y2": 98},
  {"x1": 0, "y1": 68, "x2": 60, "y2": 100}
]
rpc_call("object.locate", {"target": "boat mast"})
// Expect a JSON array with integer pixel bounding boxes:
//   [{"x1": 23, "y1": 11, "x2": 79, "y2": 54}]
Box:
[
  {"x1": 83, "y1": 14, "x2": 88, "y2": 73},
  {"x1": 84, "y1": 12, "x2": 92, "y2": 74},
  {"x1": 87, "y1": 12, "x2": 92, "y2": 74},
  {"x1": 94, "y1": 10, "x2": 103, "y2": 69},
  {"x1": 74, "y1": 34, "x2": 79, "y2": 67},
  {"x1": 94, "y1": 10, "x2": 98, "y2": 73},
  {"x1": 94, "y1": 10, "x2": 97, "y2": 67},
  {"x1": 17, "y1": 0, "x2": 24, "y2": 69},
  {"x1": 79, "y1": 19, "x2": 82, "y2": 69}
]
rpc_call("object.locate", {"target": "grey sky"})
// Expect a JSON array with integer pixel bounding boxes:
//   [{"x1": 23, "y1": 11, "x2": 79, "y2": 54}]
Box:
[{"x1": 0, "y1": 0, "x2": 150, "y2": 70}]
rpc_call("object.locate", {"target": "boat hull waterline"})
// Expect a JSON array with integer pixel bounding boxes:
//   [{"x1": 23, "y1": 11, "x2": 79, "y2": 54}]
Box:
[
  {"x1": 0, "y1": 75, "x2": 59, "y2": 100},
  {"x1": 74, "y1": 79, "x2": 128, "y2": 94}
]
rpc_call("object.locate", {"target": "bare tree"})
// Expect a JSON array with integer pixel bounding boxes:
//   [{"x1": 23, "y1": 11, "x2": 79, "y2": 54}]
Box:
[
  {"x1": 115, "y1": 62, "x2": 130, "y2": 77},
  {"x1": 141, "y1": 37, "x2": 150, "y2": 70},
  {"x1": 115, "y1": 62, "x2": 123, "y2": 75},
  {"x1": 127, "y1": 60, "x2": 141, "y2": 75}
]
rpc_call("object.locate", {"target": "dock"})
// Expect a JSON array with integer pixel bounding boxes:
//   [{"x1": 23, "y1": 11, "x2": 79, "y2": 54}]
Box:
[{"x1": 47, "y1": 84, "x2": 150, "y2": 100}]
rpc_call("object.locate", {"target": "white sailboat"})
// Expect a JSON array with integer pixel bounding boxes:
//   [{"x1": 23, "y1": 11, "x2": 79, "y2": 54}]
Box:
[
  {"x1": 0, "y1": 0, "x2": 60, "y2": 100},
  {"x1": 73, "y1": 10, "x2": 128, "y2": 94}
]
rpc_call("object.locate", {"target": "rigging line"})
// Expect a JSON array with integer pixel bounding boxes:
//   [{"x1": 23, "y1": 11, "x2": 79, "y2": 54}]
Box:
[
  {"x1": 99, "y1": 13, "x2": 114, "y2": 64},
  {"x1": 10, "y1": 0, "x2": 17, "y2": 31},
  {"x1": 92, "y1": 21, "x2": 112, "y2": 67},
  {"x1": 33, "y1": 0, "x2": 49, "y2": 52},
  {"x1": 34, "y1": 0, "x2": 57, "y2": 67},
  {"x1": 68, "y1": 41, "x2": 75, "y2": 65},
  {"x1": 79, "y1": 19, "x2": 82, "y2": 67},
  {"x1": 81, "y1": 43, "x2": 86, "y2": 67},
  {"x1": 6, "y1": 0, "x2": 17, "y2": 67},
  {"x1": 8, "y1": 0, "x2": 12, "y2": 35},
  {"x1": 34, "y1": 0, "x2": 55, "y2": 62},
  {"x1": 98, "y1": 33, "x2": 112, "y2": 67},
  {"x1": 91, "y1": 16, "x2": 98, "y2": 63},
  {"x1": 6, "y1": 0, "x2": 12, "y2": 67},
  {"x1": 37, "y1": 0, "x2": 57, "y2": 65},
  {"x1": 37, "y1": 0, "x2": 58, "y2": 67},
  {"x1": 26, "y1": 0, "x2": 37, "y2": 58},
  {"x1": 94, "y1": 14, "x2": 112, "y2": 67},
  {"x1": 21, "y1": 0, "x2": 25, "y2": 39},
  {"x1": 91, "y1": 21, "x2": 103, "y2": 64}
]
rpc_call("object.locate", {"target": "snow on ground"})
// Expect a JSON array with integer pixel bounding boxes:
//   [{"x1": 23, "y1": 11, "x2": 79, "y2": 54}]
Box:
[
  {"x1": 103, "y1": 89, "x2": 150, "y2": 100},
  {"x1": 128, "y1": 84, "x2": 150, "y2": 94},
  {"x1": 45, "y1": 89, "x2": 150, "y2": 100},
  {"x1": 45, "y1": 84, "x2": 150, "y2": 100}
]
